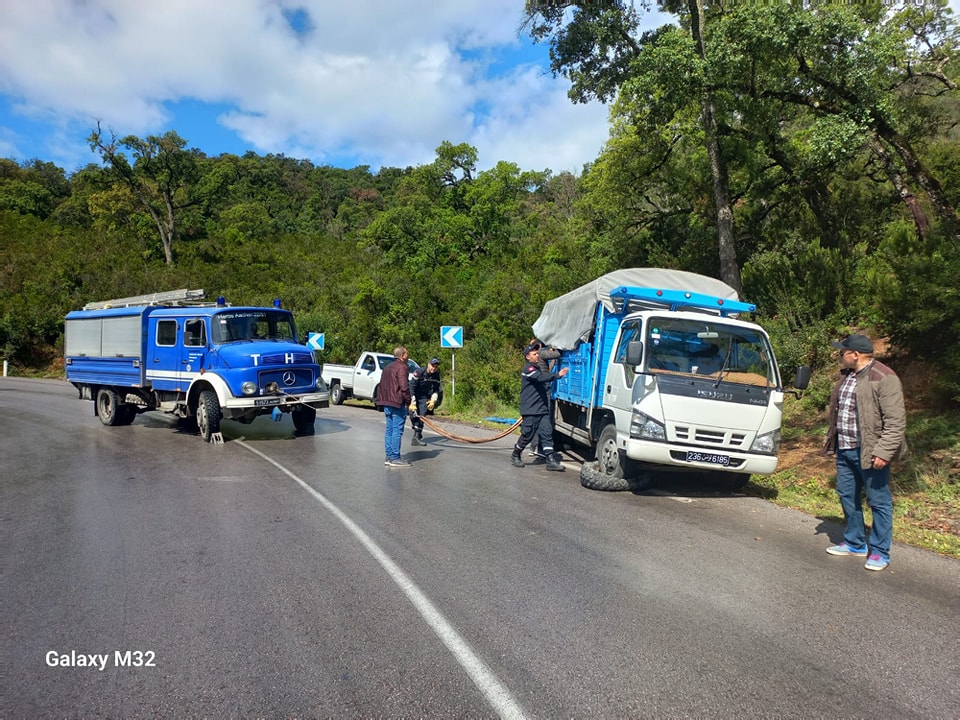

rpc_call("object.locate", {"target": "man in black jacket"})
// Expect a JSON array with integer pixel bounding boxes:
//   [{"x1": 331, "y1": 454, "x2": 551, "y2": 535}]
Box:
[
  {"x1": 408, "y1": 357, "x2": 442, "y2": 445},
  {"x1": 511, "y1": 343, "x2": 568, "y2": 471}
]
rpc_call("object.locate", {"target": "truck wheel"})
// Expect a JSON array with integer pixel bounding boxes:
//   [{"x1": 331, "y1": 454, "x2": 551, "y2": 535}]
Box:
[
  {"x1": 725, "y1": 472, "x2": 751, "y2": 491},
  {"x1": 96, "y1": 388, "x2": 123, "y2": 426},
  {"x1": 115, "y1": 404, "x2": 137, "y2": 426},
  {"x1": 330, "y1": 382, "x2": 346, "y2": 405},
  {"x1": 580, "y1": 423, "x2": 644, "y2": 491},
  {"x1": 292, "y1": 406, "x2": 316, "y2": 434},
  {"x1": 196, "y1": 390, "x2": 222, "y2": 442},
  {"x1": 580, "y1": 461, "x2": 630, "y2": 491}
]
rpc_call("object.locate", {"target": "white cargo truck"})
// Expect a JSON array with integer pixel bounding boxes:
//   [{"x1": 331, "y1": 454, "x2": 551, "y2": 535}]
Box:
[{"x1": 532, "y1": 269, "x2": 810, "y2": 490}]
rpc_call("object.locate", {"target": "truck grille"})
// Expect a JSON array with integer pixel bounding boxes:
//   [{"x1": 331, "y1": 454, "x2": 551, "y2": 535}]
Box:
[
  {"x1": 260, "y1": 352, "x2": 314, "y2": 365},
  {"x1": 259, "y1": 368, "x2": 315, "y2": 390},
  {"x1": 673, "y1": 425, "x2": 748, "y2": 448}
]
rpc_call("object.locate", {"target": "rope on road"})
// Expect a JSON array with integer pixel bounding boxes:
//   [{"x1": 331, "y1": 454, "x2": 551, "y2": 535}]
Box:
[{"x1": 418, "y1": 414, "x2": 521, "y2": 444}]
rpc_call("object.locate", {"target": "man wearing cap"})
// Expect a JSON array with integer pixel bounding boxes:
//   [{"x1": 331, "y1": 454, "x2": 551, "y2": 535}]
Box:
[
  {"x1": 822, "y1": 334, "x2": 907, "y2": 571},
  {"x1": 512, "y1": 343, "x2": 569, "y2": 471},
  {"x1": 408, "y1": 357, "x2": 443, "y2": 446}
]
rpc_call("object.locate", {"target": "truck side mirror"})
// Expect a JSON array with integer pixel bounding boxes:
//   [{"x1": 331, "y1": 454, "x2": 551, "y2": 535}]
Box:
[
  {"x1": 625, "y1": 340, "x2": 644, "y2": 367},
  {"x1": 790, "y1": 365, "x2": 812, "y2": 397}
]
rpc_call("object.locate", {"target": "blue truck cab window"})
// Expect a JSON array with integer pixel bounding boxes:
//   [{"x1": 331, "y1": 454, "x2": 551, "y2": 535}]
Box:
[
  {"x1": 157, "y1": 319, "x2": 177, "y2": 347},
  {"x1": 184, "y1": 319, "x2": 206, "y2": 347}
]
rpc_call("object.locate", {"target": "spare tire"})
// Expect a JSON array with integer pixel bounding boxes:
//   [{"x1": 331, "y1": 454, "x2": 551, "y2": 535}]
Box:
[
  {"x1": 580, "y1": 461, "x2": 654, "y2": 492},
  {"x1": 580, "y1": 461, "x2": 630, "y2": 491}
]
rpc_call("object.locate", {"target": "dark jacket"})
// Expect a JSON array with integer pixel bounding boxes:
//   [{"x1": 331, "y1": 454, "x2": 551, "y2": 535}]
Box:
[
  {"x1": 376, "y1": 359, "x2": 412, "y2": 409},
  {"x1": 537, "y1": 346, "x2": 561, "y2": 374},
  {"x1": 822, "y1": 359, "x2": 908, "y2": 468},
  {"x1": 409, "y1": 366, "x2": 442, "y2": 401},
  {"x1": 520, "y1": 361, "x2": 562, "y2": 416}
]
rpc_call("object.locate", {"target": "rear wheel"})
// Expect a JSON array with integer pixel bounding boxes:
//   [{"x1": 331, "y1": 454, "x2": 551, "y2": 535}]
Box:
[
  {"x1": 292, "y1": 406, "x2": 316, "y2": 434},
  {"x1": 96, "y1": 388, "x2": 122, "y2": 426},
  {"x1": 330, "y1": 382, "x2": 346, "y2": 405},
  {"x1": 196, "y1": 390, "x2": 222, "y2": 442}
]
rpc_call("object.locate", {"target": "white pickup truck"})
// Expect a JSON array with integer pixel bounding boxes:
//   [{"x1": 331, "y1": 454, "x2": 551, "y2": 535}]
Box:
[{"x1": 322, "y1": 351, "x2": 420, "y2": 406}]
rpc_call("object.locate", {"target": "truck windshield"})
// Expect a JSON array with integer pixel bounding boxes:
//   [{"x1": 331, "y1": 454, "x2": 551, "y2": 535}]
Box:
[
  {"x1": 644, "y1": 317, "x2": 777, "y2": 387},
  {"x1": 211, "y1": 310, "x2": 297, "y2": 344}
]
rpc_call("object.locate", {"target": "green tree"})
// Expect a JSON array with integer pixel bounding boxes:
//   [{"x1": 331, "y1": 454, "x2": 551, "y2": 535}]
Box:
[
  {"x1": 523, "y1": 0, "x2": 744, "y2": 293},
  {"x1": 88, "y1": 125, "x2": 202, "y2": 264}
]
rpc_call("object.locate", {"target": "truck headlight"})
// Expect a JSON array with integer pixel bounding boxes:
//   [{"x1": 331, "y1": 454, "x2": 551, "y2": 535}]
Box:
[
  {"x1": 630, "y1": 410, "x2": 665, "y2": 441},
  {"x1": 750, "y1": 429, "x2": 781, "y2": 455},
  {"x1": 316, "y1": 377, "x2": 327, "y2": 391},
  {"x1": 241, "y1": 381, "x2": 258, "y2": 396}
]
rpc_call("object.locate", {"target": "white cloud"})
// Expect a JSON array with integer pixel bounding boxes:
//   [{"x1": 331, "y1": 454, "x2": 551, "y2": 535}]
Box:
[{"x1": 0, "y1": 0, "x2": 670, "y2": 172}]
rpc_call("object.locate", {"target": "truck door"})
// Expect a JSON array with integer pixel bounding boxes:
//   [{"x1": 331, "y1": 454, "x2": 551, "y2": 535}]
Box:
[
  {"x1": 179, "y1": 317, "x2": 208, "y2": 385},
  {"x1": 352, "y1": 353, "x2": 379, "y2": 399},
  {"x1": 604, "y1": 319, "x2": 642, "y2": 407},
  {"x1": 145, "y1": 317, "x2": 180, "y2": 391}
]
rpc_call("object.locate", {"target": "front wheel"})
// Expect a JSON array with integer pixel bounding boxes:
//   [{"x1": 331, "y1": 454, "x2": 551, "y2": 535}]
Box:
[
  {"x1": 292, "y1": 406, "x2": 316, "y2": 434},
  {"x1": 581, "y1": 423, "x2": 643, "y2": 491},
  {"x1": 196, "y1": 390, "x2": 222, "y2": 442}
]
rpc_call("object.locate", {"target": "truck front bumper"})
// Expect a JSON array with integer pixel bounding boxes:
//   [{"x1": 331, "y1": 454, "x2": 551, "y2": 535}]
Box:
[
  {"x1": 624, "y1": 438, "x2": 779, "y2": 476},
  {"x1": 222, "y1": 391, "x2": 330, "y2": 412}
]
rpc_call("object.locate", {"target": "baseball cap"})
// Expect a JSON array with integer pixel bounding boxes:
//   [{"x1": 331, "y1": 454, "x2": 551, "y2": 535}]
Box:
[
  {"x1": 832, "y1": 334, "x2": 874, "y2": 353},
  {"x1": 524, "y1": 343, "x2": 540, "y2": 355},
  {"x1": 429, "y1": 357, "x2": 441, "y2": 365}
]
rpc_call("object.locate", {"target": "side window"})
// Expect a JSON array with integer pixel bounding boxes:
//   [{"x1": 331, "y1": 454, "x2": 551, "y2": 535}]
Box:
[
  {"x1": 184, "y1": 319, "x2": 206, "y2": 347},
  {"x1": 615, "y1": 321, "x2": 641, "y2": 364},
  {"x1": 157, "y1": 320, "x2": 177, "y2": 347},
  {"x1": 615, "y1": 320, "x2": 641, "y2": 387}
]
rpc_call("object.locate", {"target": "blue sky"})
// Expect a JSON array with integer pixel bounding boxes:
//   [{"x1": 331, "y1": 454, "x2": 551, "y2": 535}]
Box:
[
  {"x1": 0, "y1": 0, "x2": 672, "y2": 175},
  {"x1": 0, "y1": 1, "x2": 953, "y2": 176}
]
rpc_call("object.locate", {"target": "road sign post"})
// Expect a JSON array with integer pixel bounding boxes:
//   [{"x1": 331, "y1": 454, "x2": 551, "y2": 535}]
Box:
[{"x1": 440, "y1": 326, "x2": 463, "y2": 396}]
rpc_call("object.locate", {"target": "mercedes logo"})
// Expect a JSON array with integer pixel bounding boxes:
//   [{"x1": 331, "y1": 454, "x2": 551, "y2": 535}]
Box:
[{"x1": 282, "y1": 371, "x2": 296, "y2": 386}]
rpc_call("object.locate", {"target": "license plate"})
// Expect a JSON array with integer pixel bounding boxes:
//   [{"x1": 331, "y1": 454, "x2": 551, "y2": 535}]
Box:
[
  {"x1": 254, "y1": 397, "x2": 281, "y2": 406},
  {"x1": 686, "y1": 451, "x2": 730, "y2": 466}
]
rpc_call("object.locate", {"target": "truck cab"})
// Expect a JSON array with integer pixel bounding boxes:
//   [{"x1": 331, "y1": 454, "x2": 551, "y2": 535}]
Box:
[{"x1": 65, "y1": 290, "x2": 329, "y2": 442}]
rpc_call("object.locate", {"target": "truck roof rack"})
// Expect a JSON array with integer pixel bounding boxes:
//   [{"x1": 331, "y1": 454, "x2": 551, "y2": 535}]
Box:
[
  {"x1": 82, "y1": 289, "x2": 214, "y2": 310},
  {"x1": 609, "y1": 286, "x2": 756, "y2": 317}
]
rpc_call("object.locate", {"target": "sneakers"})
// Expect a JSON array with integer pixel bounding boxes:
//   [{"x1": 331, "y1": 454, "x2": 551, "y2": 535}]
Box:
[
  {"x1": 386, "y1": 458, "x2": 411, "y2": 467},
  {"x1": 826, "y1": 543, "x2": 868, "y2": 557},
  {"x1": 864, "y1": 554, "x2": 890, "y2": 571}
]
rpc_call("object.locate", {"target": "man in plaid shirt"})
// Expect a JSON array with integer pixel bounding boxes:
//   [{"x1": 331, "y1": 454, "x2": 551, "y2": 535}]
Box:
[{"x1": 822, "y1": 334, "x2": 907, "y2": 571}]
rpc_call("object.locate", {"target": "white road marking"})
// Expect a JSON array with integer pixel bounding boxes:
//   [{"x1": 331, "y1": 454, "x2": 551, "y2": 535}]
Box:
[{"x1": 236, "y1": 439, "x2": 529, "y2": 720}]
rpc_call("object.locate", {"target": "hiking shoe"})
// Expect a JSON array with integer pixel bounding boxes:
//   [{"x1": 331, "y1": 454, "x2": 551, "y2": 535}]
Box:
[
  {"x1": 826, "y1": 543, "x2": 868, "y2": 557},
  {"x1": 864, "y1": 554, "x2": 890, "y2": 571},
  {"x1": 510, "y1": 451, "x2": 524, "y2": 468},
  {"x1": 386, "y1": 458, "x2": 411, "y2": 467}
]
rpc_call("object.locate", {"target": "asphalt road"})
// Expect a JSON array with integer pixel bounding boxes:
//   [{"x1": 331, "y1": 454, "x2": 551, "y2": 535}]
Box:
[{"x1": 2, "y1": 377, "x2": 958, "y2": 719}]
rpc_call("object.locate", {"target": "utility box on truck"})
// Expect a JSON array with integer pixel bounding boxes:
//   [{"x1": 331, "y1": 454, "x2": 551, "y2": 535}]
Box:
[
  {"x1": 532, "y1": 269, "x2": 810, "y2": 490},
  {"x1": 64, "y1": 289, "x2": 329, "y2": 442}
]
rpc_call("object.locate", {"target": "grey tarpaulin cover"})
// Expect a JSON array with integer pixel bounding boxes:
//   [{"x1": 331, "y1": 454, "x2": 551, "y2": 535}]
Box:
[{"x1": 531, "y1": 268, "x2": 740, "y2": 350}]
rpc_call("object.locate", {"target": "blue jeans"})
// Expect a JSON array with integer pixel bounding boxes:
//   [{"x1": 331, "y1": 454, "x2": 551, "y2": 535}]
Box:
[
  {"x1": 835, "y1": 448, "x2": 893, "y2": 559},
  {"x1": 383, "y1": 405, "x2": 407, "y2": 461}
]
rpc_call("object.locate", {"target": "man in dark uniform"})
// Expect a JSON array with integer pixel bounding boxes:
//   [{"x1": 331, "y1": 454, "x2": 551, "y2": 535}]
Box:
[
  {"x1": 511, "y1": 343, "x2": 568, "y2": 471},
  {"x1": 408, "y1": 357, "x2": 442, "y2": 446}
]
